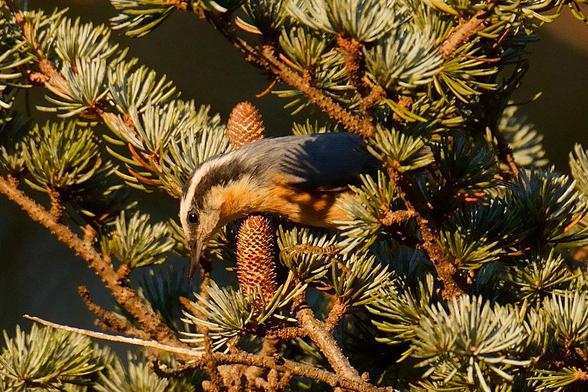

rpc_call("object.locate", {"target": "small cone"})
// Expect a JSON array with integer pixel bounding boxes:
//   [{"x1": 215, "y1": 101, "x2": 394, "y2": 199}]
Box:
[
  {"x1": 236, "y1": 215, "x2": 277, "y2": 305},
  {"x1": 227, "y1": 101, "x2": 265, "y2": 148}
]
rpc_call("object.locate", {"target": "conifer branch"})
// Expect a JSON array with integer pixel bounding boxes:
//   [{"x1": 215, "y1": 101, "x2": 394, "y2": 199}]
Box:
[
  {"x1": 8, "y1": 9, "x2": 190, "y2": 199},
  {"x1": 260, "y1": 45, "x2": 375, "y2": 138},
  {"x1": 386, "y1": 167, "x2": 465, "y2": 299},
  {"x1": 295, "y1": 304, "x2": 363, "y2": 383},
  {"x1": 266, "y1": 326, "x2": 305, "y2": 340},
  {"x1": 78, "y1": 285, "x2": 150, "y2": 339},
  {"x1": 47, "y1": 188, "x2": 63, "y2": 221},
  {"x1": 379, "y1": 209, "x2": 416, "y2": 226},
  {"x1": 414, "y1": 213, "x2": 464, "y2": 299},
  {"x1": 202, "y1": 329, "x2": 225, "y2": 392},
  {"x1": 0, "y1": 175, "x2": 182, "y2": 346},
  {"x1": 494, "y1": 128, "x2": 520, "y2": 177},
  {"x1": 245, "y1": 336, "x2": 280, "y2": 387},
  {"x1": 440, "y1": 10, "x2": 488, "y2": 59},
  {"x1": 361, "y1": 84, "x2": 387, "y2": 111},
  {"x1": 325, "y1": 299, "x2": 347, "y2": 331},
  {"x1": 336, "y1": 35, "x2": 366, "y2": 94},
  {"x1": 203, "y1": 12, "x2": 376, "y2": 138},
  {"x1": 24, "y1": 315, "x2": 392, "y2": 392}
]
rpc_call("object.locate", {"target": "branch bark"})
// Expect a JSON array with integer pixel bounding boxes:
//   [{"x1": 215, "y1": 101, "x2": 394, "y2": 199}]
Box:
[
  {"x1": 203, "y1": 12, "x2": 376, "y2": 139},
  {"x1": 440, "y1": 10, "x2": 488, "y2": 59},
  {"x1": 325, "y1": 299, "x2": 347, "y2": 332},
  {"x1": 295, "y1": 304, "x2": 363, "y2": 383},
  {"x1": 78, "y1": 285, "x2": 150, "y2": 340},
  {"x1": 0, "y1": 176, "x2": 182, "y2": 346},
  {"x1": 25, "y1": 315, "x2": 393, "y2": 392},
  {"x1": 259, "y1": 46, "x2": 375, "y2": 138},
  {"x1": 386, "y1": 168, "x2": 465, "y2": 300}
]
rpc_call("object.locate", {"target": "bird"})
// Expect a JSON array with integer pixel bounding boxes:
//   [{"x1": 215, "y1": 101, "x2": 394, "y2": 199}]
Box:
[{"x1": 179, "y1": 132, "x2": 380, "y2": 276}]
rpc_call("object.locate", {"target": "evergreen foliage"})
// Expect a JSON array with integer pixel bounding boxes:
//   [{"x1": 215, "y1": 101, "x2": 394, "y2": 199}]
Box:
[{"x1": 1, "y1": 0, "x2": 588, "y2": 390}]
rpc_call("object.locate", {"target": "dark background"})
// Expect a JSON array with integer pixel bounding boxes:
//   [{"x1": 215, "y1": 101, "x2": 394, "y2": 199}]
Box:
[{"x1": 1, "y1": 1, "x2": 587, "y2": 333}]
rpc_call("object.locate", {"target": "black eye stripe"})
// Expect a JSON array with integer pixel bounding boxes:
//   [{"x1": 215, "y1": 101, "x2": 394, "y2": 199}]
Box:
[
  {"x1": 188, "y1": 211, "x2": 198, "y2": 224},
  {"x1": 191, "y1": 157, "x2": 264, "y2": 210}
]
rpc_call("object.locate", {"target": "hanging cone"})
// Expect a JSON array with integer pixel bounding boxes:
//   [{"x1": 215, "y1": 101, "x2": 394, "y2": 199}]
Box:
[
  {"x1": 227, "y1": 101, "x2": 266, "y2": 148},
  {"x1": 236, "y1": 214, "x2": 278, "y2": 305}
]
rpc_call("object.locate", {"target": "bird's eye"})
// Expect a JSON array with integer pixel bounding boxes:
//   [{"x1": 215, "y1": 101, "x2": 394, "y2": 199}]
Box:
[{"x1": 188, "y1": 211, "x2": 198, "y2": 224}]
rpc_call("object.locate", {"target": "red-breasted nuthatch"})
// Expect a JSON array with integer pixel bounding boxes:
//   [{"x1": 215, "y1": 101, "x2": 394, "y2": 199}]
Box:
[{"x1": 179, "y1": 132, "x2": 379, "y2": 276}]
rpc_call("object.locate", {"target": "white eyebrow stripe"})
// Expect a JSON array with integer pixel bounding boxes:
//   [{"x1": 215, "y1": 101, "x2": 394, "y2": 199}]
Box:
[{"x1": 178, "y1": 152, "x2": 236, "y2": 235}]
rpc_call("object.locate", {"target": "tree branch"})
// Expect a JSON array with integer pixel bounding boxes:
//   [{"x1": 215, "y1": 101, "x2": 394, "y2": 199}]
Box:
[
  {"x1": 78, "y1": 285, "x2": 150, "y2": 340},
  {"x1": 325, "y1": 299, "x2": 347, "y2": 332},
  {"x1": 379, "y1": 209, "x2": 416, "y2": 227},
  {"x1": 0, "y1": 176, "x2": 182, "y2": 346},
  {"x1": 261, "y1": 45, "x2": 375, "y2": 138},
  {"x1": 10, "y1": 11, "x2": 182, "y2": 199},
  {"x1": 386, "y1": 168, "x2": 465, "y2": 300},
  {"x1": 440, "y1": 10, "x2": 488, "y2": 59},
  {"x1": 295, "y1": 304, "x2": 363, "y2": 383},
  {"x1": 203, "y1": 12, "x2": 375, "y2": 139},
  {"x1": 24, "y1": 315, "x2": 393, "y2": 392},
  {"x1": 493, "y1": 127, "x2": 520, "y2": 177}
]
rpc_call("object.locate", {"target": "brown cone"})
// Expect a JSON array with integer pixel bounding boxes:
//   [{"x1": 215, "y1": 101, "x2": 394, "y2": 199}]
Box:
[
  {"x1": 236, "y1": 214, "x2": 277, "y2": 305},
  {"x1": 227, "y1": 102, "x2": 277, "y2": 303},
  {"x1": 227, "y1": 101, "x2": 265, "y2": 148}
]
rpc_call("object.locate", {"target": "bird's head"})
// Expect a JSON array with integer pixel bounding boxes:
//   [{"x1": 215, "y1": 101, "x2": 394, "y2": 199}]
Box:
[{"x1": 179, "y1": 152, "x2": 268, "y2": 277}]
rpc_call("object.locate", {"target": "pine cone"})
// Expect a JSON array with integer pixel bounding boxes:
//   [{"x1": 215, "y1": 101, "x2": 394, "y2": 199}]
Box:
[
  {"x1": 236, "y1": 214, "x2": 277, "y2": 305},
  {"x1": 227, "y1": 101, "x2": 265, "y2": 148}
]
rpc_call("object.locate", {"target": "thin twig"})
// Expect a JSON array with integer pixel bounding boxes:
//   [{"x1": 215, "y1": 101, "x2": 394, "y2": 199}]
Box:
[
  {"x1": 47, "y1": 188, "x2": 63, "y2": 221},
  {"x1": 336, "y1": 35, "x2": 365, "y2": 92},
  {"x1": 386, "y1": 168, "x2": 464, "y2": 299},
  {"x1": 295, "y1": 304, "x2": 363, "y2": 383},
  {"x1": 203, "y1": 12, "x2": 375, "y2": 139},
  {"x1": 276, "y1": 371, "x2": 293, "y2": 391},
  {"x1": 259, "y1": 46, "x2": 375, "y2": 138},
  {"x1": 183, "y1": 267, "x2": 226, "y2": 389},
  {"x1": 267, "y1": 326, "x2": 305, "y2": 340},
  {"x1": 203, "y1": 329, "x2": 225, "y2": 392},
  {"x1": 256, "y1": 77, "x2": 278, "y2": 98},
  {"x1": 325, "y1": 299, "x2": 347, "y2": 332},
  {"x1": 82, "y1": 224, "x2": 96, "y2": 245},
  {"x1": 245, "y1": 336, "x2": 279, "y2": 386},
  {"x1": 78, "y1": 286, "x2": 150, "y2": 339},
  {"x1": 494, "y1": 129, "x2": 520, "y2": 177},
  {"x1": 440, "y1": 10, "x2": 488, "y2": 59},
  {"x1": 24, "y1": 315, "x2": 392, "y2": 392},
  {"x1": 379, "y1": 209, "x2": 416, "y2": 227}
]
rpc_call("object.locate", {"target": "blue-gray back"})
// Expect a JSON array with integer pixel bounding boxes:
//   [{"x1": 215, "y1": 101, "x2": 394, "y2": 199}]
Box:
[{"x1": 238, "y1": 132, "x2": 380, "y2": 192}]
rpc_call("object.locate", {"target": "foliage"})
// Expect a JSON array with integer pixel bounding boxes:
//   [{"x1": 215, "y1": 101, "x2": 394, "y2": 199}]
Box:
[
  {"x1": 1, "y1": 0, "x2": 588, "y2": 390},
  {"x1": 0, "y1": 324, "x2": 106, "y2": 390}
]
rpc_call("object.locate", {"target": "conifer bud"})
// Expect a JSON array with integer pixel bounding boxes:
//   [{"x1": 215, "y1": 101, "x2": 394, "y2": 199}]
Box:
[
  {"x1": 236, "y1": 214, "x2": 277, "y2": 305},
  {"x1": 227, "y1": 101, "x2": 265, "y2": 148}
]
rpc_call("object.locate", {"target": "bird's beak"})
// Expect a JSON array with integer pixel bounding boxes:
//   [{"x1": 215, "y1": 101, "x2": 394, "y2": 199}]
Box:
[{"x1": 188, "y1": 239, "x2": 203, "y2": 279}]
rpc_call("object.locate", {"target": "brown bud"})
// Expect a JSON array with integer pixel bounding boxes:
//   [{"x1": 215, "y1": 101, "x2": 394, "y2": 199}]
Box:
[
  {"x1": 236, "y1": 215, "x2": 277, "y2": 305},
  {"x1": 227, "y1": 101, "x2": 265, "y2": 148}
]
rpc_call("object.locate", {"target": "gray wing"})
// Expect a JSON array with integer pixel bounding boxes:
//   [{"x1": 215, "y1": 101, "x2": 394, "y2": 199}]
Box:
[{"x1": 244, "y1": 133, "x2": 380, "y2": 192}]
